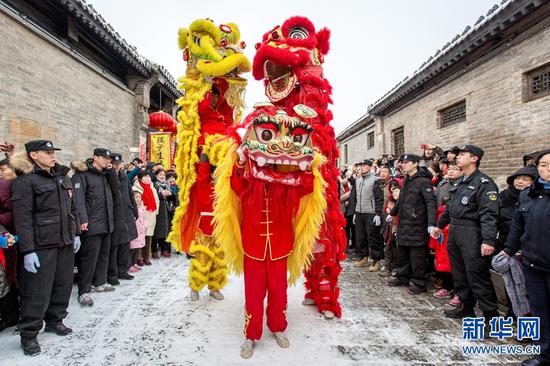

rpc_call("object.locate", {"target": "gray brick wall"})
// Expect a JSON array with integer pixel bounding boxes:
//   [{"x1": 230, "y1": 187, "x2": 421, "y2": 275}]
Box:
[{"x1": 0, "y1": 12, "x2": 138, "y2": 164}]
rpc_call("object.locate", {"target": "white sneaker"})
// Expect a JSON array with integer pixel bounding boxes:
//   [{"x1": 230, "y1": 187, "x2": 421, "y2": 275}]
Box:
[
  {"x1": 78, "y1": 294, "x2": 94, "y2": 307},
  {"x1": 240, "y1": 339, "x2": 255, "y2": 359},
  {"x1": 323, "y1": 310, "x2": 335, "y2": 319},
  {"x1": 190, "y1": 290, "x2": 199, "y2": 301},
  {"x1": 273, "y1": 332, "x2": 290, "y2": 348},
  {"x1": 209, "y1": 291, "x2": 224, "y2": 300},
  {"x1": 302, "y1": 298, "x2": 316, "y2": 306},
  {"x1": 91, "y1": 284, "x2": 115, "y2": 293}
]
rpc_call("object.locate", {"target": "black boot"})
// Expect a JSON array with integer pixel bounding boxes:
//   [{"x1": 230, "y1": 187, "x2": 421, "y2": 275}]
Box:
[
  {"x1": 21, "y1": 337, "x2": 41, "y2": 356},
  {"x1": 522, "y1": 358, "x2": 550, "y2": 366},
  {"x1": 118, "y1": 272, "x2": 134, "y2": 280},
  {"x1": 443, "y1": 305, "x2": 476, "y2": 318},
  {"x1": 44, "y1": 322, "x2": 73, "y2": 336}
]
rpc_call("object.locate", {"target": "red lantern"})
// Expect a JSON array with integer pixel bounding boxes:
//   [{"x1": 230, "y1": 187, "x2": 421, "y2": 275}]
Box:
[
  {"x1": 168, "y1": 120, "x2": 178, "y2": 134},
  {"x1": 149, "y1": 111, "x2": 174, "y2": 132}
]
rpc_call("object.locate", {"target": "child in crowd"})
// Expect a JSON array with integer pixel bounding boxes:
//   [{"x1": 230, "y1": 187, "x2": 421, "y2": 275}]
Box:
[
  {"x1": 132, "y1": 171, "x2": 159, "y2": 266},
  {"x1": 129, "y1": 190, "x2": 147, "y2": 272}
]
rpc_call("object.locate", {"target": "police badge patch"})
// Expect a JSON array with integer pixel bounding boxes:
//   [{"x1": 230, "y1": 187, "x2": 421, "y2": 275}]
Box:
[
  {"x1": 487, "y1": 191, "x2": 498, "y2": 202},
  {"x1": 461, "y1": 196, "x2": 469, "y2": 205}
]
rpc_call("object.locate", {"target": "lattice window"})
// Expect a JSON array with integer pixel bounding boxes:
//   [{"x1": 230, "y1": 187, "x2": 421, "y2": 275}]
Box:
[
  {"x1": 367, "y1": 132, "x2": 375, "y2": 149},
  {"x1": 392, "y1": 127, "x2": 404, "y2": 157},
  {"x1": 439, "y1": 101, "x2": 466, "y2": 128},
  {"x1": 527, "y1": 64, "x2": 550, "y2": 101}
]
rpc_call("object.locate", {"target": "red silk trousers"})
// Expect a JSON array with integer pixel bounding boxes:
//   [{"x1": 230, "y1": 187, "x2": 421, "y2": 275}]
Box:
[{"x1": 243, "y1": 255, "x2": 288, "y2": 340}]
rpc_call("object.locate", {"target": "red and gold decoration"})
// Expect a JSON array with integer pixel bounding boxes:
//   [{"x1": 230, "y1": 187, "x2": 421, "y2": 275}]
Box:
[{"x1": 252, "y1": 16, "x2": 346, "y2": 319}]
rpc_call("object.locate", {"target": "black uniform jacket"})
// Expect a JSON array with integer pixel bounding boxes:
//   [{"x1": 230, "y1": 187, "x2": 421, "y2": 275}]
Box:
[
  {"x1": 11, "y1": 159, "x2": 80, "y2": 254},
  {"x1": 437, "y1": 169, "x2": 499, "y2": 246}
]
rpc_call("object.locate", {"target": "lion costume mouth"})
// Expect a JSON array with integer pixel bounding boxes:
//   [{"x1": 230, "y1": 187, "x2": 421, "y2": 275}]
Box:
[
  {"x1": 264, "y1": 60, "x2": 296, "y2": 102},
  {"x1": 246, "y1": 149, "x2": 313, "y2": 186}
]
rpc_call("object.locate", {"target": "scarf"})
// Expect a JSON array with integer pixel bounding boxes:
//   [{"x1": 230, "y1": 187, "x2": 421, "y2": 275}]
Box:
[
  {"x1": 139, "y1": 181, "x2": 157, "y2": 212},
  {"x1": 539, "y1": 177, "x2": 550, "y2": 190}
]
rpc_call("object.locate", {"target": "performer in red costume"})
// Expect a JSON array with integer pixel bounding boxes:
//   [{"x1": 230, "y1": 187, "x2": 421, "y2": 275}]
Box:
[
  {"x1": 213, "y1": 104, "x2": 327, "y2": 358},
  {"x1": 253, "y1": 16, "x2": 346, "y2": 319}
]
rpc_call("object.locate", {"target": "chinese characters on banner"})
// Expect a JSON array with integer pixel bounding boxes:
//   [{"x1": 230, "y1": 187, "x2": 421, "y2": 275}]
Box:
[{"x1": 148, "y1": 132, "x2": 172, "y2": 170}]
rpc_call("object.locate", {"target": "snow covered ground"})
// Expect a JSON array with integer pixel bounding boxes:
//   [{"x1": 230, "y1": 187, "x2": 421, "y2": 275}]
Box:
[{"x1": 0, "y1": 256, "x2": 527, "y2": 365}]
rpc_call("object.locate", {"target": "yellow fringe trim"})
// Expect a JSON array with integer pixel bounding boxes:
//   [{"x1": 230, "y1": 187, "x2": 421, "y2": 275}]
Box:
[
  {"x1": 212, "y1": 142, "x2": 244, "y2": 275},
  {"x1": 288, "y1": 152, "x2": 328, "y2": 284}
]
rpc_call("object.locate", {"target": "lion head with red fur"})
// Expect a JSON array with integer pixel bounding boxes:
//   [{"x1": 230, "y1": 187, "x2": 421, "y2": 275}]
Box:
[{"x1": 253, "y1": 16, "x2": 331, "y2": 103}]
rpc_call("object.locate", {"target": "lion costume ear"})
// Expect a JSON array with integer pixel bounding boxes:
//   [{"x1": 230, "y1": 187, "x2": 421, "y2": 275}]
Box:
[
  {"x1": 178, "y1": 28, "x2": 189, "y2": 49},
  {"x1": 226, "y1": 22, "x2": 241, "y2": 43},
  {"x1": 316, "y1": 27, "x2": 330, "y2": 55}
]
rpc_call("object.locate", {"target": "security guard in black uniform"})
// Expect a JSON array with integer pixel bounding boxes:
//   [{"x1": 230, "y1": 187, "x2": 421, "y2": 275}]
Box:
[
  {"x1": 11, "y1": 140, "x2": 81, "y2": 356},
  {"x1": 432, "y1": 145, "x2": 499, "y2": 322}
]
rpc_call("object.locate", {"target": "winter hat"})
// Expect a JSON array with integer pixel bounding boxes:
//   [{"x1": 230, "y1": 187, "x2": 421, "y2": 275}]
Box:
[{"x1": 506, "y1": 166, "x2": 538, "y2": 186}]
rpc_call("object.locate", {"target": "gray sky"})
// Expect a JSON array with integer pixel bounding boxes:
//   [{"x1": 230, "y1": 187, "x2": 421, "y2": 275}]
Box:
[{"x1": 89, "y1": 0, "x2": 499, "y2": 134}]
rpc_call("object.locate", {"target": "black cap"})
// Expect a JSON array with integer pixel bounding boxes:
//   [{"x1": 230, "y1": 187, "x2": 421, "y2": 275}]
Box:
[
  {"x1": 358, "y1": 159, "x2": 373, "y2": 166},
  {"x1": 25, "y1": 140, "x2": 61, "y2": 153},
  {"x1": 458, "y1": 145, "x2": 484, "y2": 159},
  {"x1": 444, "y1": 146, "x2": 460, "y2": 155},
  {"x1": 93, "y1": 148, "x2": 112, "y2": 158},
  {"x1": 401, "y1": 154, "x2": 421, "y2": 163},
  {"x1": 111, "y1": 153, "x2": 123, "y2": 163}
]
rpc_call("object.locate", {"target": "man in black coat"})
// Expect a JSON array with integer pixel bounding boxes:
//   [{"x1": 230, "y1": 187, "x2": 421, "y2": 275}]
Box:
[
  {"x1": 71, "y1": 148, "x2": 115, "y2": 307},
  {"x1": 107, "y1": 153, "x2": 138, "y2": 285},
  {"x1": 11, "y1": 140, "x2": 81, "y2": 356},
  {"x1": 432, "y1": 145, "x2": 500, "y2": 323},
  {"x1": 389, "y1": 154, "x2": 437, "y2": 294}
]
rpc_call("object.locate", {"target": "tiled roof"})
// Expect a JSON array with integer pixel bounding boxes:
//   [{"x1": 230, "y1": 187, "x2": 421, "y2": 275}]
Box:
[
  {"x1": 59, "y1": 0, "x2": 181, "y2": 97},
  {"x1": 366, "y1": 0, "x2": 545, "y2": 115}
]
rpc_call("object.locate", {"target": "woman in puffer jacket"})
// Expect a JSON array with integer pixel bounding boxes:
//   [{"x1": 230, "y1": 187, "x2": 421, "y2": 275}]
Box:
[{"x1": 502, "y1": 149, "x2": 549, "y2": 366}]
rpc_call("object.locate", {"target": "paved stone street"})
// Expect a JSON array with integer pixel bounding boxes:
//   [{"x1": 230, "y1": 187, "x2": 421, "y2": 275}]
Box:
[{"x1": 0, "y1": 256, "x2": 527, "y2": 365}]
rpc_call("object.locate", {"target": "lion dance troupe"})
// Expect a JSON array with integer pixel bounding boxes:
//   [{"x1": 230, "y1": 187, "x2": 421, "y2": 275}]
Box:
[{"x1": 168, "y1": 16, "x2": 345, "y2": 358}]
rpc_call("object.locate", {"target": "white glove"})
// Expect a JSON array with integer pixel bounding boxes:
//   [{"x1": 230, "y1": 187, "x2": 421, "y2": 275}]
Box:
[
  {"x1": 386, "y1": 215, "x2": 393, "y2": 223},
  {"x1": 373, "y1": 215, "x2": 381, "y2": 226},
  {"x1": 237, "y1": 146, "x2": 246, "y2": 164},
  {"x1": 352, "y1": 215, "x2": 356, "y2": 225},
  {"x1": 23, "y1": 253, "x2": 40, "y2": 273},
  {"x1": 74, "y1": 236, "x2": 81, "y2": 253},
  {"x1": 427, "y1": 226, "x2": 435, "y2": 235}
]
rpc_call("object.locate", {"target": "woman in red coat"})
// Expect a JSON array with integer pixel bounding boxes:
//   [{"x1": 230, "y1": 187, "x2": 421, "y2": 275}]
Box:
[
  {"x1": 0, "y1": 157, "x2": 19, "y2": 331},
  {"x1": 430, "y1": 163, "x2": 462, "y2": 307}
]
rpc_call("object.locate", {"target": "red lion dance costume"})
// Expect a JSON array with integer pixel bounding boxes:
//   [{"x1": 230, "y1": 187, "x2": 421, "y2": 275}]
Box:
[
  {"x1": 252, "y1": 16, "x2": 346, "y2": 318},
  {"x1": 212, "y1": 103, "x2": 327, "y2": 358}
]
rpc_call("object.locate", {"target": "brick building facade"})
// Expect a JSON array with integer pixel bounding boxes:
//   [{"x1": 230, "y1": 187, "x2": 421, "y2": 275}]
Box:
[
  {"x1": 0, "y1": 0, "x2": 181, "y2": 163},
  {"x1": 337, "y1": 0, "x2": 550, "y2": 186}
]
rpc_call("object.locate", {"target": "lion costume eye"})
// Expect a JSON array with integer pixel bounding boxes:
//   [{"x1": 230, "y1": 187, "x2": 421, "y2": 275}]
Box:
[
  {"x1": 255, "y1": 126, "x2": 277, "y2": 143},
  {"x1": 289, "y1": 27, "x2": 309, "y2": 40},
  {"x1": 290, "y1": 127, "x2": 311, "y2": 146}
]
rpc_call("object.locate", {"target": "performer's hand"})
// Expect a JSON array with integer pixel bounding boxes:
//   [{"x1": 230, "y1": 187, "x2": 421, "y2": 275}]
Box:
[
  {"x1": 427, "y1": 226, "x2": 435, "y2": 236},
  {"x1": 373, "y1": 215, "x2": 381, "y2": 227},
  {"x1": 237, "y1": 146, "x2": 246, "y2": 164},
  {"x1": 481, "y1": 244, "x2": 495, "y2": 256},
  {"x1": 386, "y1": 215, "x2": 393, "y2": 223},
  {"x1": 352, "y1": 215, "x2": 356, "y2": 225}
]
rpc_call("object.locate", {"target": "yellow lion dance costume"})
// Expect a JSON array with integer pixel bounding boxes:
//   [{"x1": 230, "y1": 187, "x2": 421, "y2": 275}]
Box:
[{"x1": 167, "y1": 19, "x2": 251, "y2": 300}]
